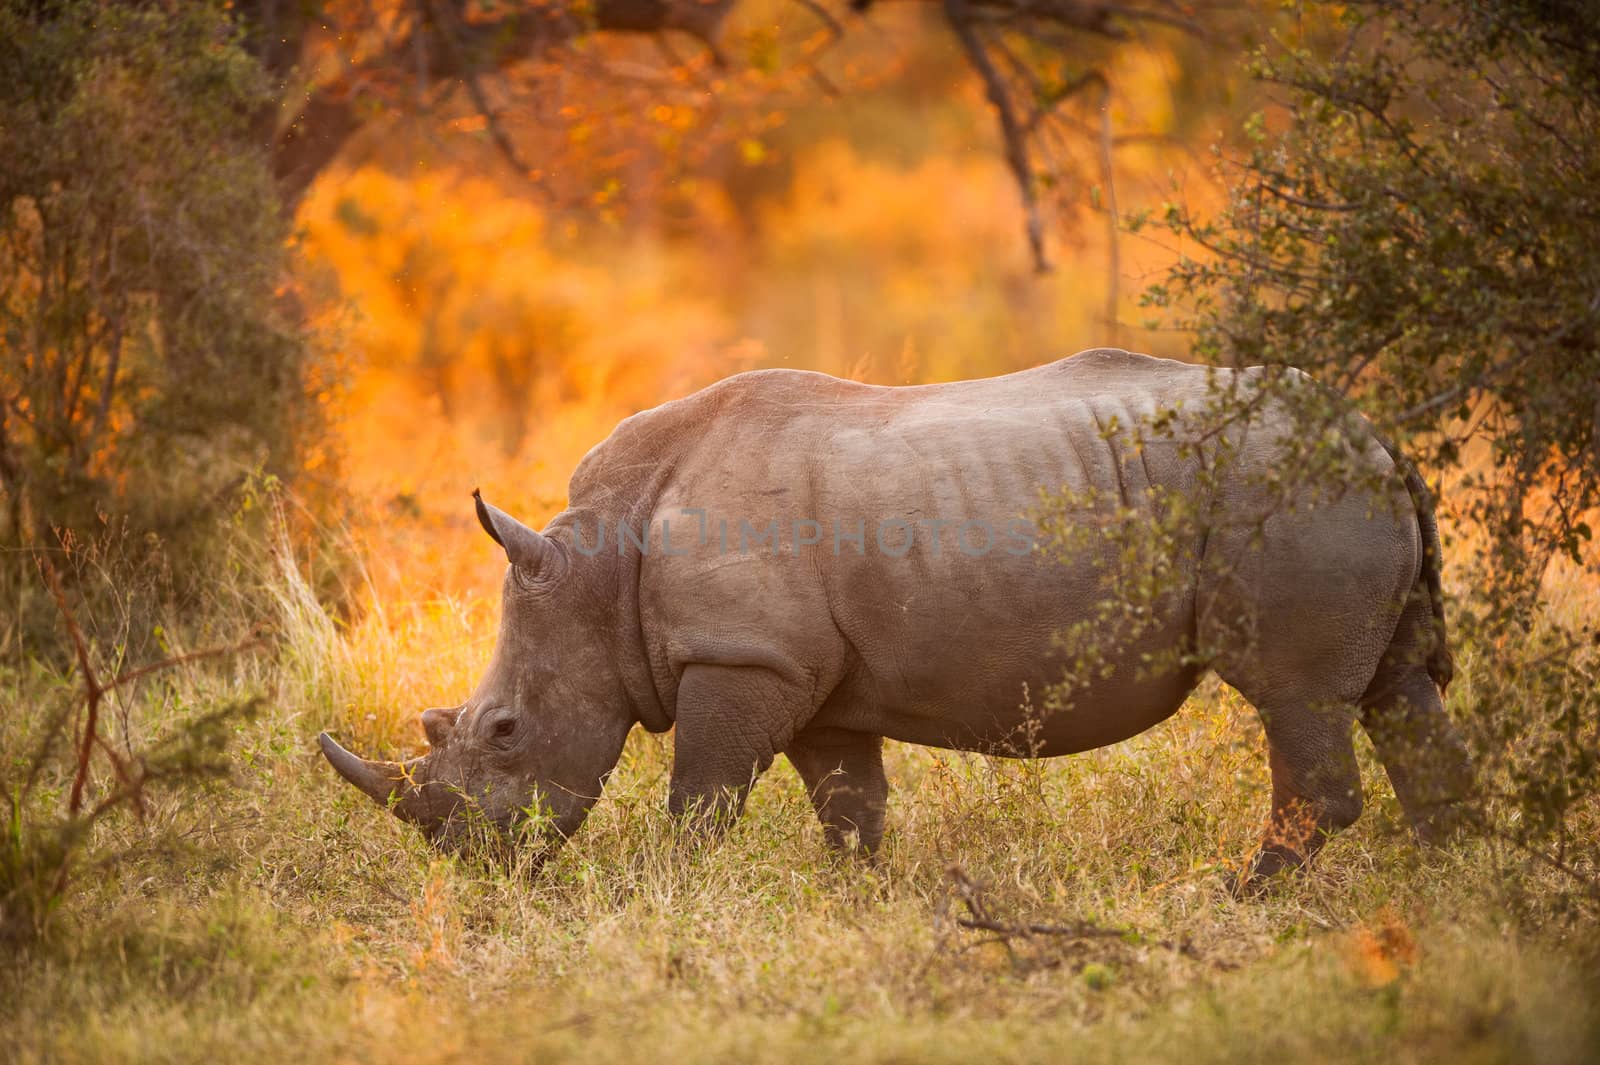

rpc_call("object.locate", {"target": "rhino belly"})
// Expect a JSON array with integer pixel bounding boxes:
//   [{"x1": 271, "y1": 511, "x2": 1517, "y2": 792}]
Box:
[{"x1": 813, "y1": 546, "x2": 1202, "y2": 757}]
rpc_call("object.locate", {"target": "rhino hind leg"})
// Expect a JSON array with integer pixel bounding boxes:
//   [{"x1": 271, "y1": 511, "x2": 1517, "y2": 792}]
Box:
[
  {"x1": 1232, "y1": 697, "x2": 1364, "y2": 894},
  {"x1": 786, "y1": 727, "x2": 887, "y2": 855},
  {"x1": 1357, "y1": 599, "x2": 1476, "y2": 843}
]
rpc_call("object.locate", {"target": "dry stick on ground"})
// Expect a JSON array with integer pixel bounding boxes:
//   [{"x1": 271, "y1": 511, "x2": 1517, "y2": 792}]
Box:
[
  {"x1": 945, "y1": 864, "x2": 1235, "y2": 970},
  {"x1": 1488, "y1": 824, "x2": 1600, "y2": 901}
]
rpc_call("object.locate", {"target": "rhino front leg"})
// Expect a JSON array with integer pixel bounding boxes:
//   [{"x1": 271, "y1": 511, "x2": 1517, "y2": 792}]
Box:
[
  {"x1": 668, "y1": 663, "x2": 807, "y2": 838},
  {"x1": 786, "y1": 727, "x2": 887, "y2": 855}
]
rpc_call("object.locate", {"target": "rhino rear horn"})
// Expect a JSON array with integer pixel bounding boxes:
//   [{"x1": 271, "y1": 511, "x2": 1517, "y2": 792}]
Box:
[
  {"x1": 318, "y1": 732, "x2": 412, "y2": 807},
  {"x1": 473, "y1": 489, "x2": 558, "y2": 573}
]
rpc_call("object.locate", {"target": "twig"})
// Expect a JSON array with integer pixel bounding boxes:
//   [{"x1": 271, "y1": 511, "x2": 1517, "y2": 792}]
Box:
[
  {"x1": 88, "y1": 292, "x2": 124, "y2": 452},
  {"x1": 36, "y1": 546, "x2": 263, "y2": 816},
  {"x1": 1259, "y1": 182, "x2": 1363, "y2": 213},
  {"x1": 1489, "y1": 826, "x2": 1600, "y2": 901},
  {"x1": 1093, "y1": 73, "x2": 1119, "y2": 345},
  {"x1": 793, "y1": 0, "x2": 846, "y2": 95},
  {"x1": 38, "y1": 548, "x2": 114, "y2": 815},
  {"x1": 109, "y1": 627, "x2": 266, "y2": 691},
  {"x1": 653, "y1": 33, "x2": 712, "y2": 91},
  {"x1": 956, "y1": 914, "x2": 1129, "y2": 939},
  {"x1": 1022, "y1": 69, "x2": 1106, "y2": 136}
]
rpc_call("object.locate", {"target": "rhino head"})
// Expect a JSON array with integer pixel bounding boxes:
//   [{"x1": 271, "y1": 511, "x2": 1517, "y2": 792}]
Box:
[{"x1": 318, "y1": 491, "x2": 635, "y2": 861}]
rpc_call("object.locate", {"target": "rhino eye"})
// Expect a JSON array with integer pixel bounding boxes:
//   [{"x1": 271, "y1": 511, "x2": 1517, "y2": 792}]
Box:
[{"x1": 481, "y1": 710, "x2": 519, "y2": 749}]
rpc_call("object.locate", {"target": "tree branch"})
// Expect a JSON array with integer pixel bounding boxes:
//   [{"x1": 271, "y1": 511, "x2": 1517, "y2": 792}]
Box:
[
  {"x1": 37, "y1": 547, "x2": 107, "y2": 815},
  {"x1": 422, "y1": 0, "x2": 551, "y2": 192},
  {"x1": 944, "y1": 0, "x2": 1050, "y2": 271},
  {"x1": 268, "y1": 0, "x2": 736, "y2": 209},
  {"x1": 87, "y1": 296, "x2": 124, "y2": 459},
  {"x1": 1094, "y1": 74, "x2": 1119, "y2": 343},
  {"x1": 37, "y1": 545, "x2": 264, "y2": 816}
]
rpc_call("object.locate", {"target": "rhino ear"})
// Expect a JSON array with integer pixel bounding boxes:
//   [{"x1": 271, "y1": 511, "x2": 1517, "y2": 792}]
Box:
[{"x1": 474, "y1": 489, "x2": 558, "y2": 574}]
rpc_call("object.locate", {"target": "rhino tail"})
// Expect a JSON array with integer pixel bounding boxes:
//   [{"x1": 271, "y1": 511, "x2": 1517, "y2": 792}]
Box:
[{"x1": 1385, "y1": 442, "x2": 1454, "y2": 695}]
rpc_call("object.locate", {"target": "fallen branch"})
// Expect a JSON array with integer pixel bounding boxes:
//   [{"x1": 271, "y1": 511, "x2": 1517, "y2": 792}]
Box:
[
  {"x1": 1486, "y1": 822, "x2": 1600, "y2": 902},
  {"x1": 944, "y1": 864, "x2": 1235, "y2": 971},
  {"x1": 956, "y1": 914, "x2": 1132, "y2": 939}
]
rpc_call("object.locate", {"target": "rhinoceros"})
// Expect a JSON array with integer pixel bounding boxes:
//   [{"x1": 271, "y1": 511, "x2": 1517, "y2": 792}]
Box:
[{"x1": 320, "y1": 348, "x2": 1472, "y2": 885}]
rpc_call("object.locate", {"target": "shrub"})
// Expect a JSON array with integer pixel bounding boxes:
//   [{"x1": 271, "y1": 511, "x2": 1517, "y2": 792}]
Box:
[{"x1": 0, "y1": 0, "x2": 320, "y2": 652}]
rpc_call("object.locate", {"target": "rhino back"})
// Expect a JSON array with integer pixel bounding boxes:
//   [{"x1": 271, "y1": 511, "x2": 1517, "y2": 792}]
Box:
[{"x1": 564, "y1": 349, "x2": 1412, "y2": 756}]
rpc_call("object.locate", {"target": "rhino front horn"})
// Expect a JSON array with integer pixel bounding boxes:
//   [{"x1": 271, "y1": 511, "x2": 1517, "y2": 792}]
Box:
[
  {"x1": 473, "y1": 488, "x2": 559, "y2": 574},
  {"x1": 318, "y1": 732, "x2": 409, "y2": 807}
]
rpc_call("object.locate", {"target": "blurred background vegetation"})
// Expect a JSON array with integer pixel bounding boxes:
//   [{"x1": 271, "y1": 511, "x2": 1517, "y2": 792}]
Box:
[{"x1": 0, "y1": 0, "x2": 1596, "y2": 1060}]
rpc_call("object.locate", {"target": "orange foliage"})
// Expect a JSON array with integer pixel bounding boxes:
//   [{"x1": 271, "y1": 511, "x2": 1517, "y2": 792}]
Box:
[
  {"x1": 1344, "y1": 908, "x2": 1420, "y2": 988},
  {"x1": 293, "y1": 34, "x2": 1220, "y2": 612}
]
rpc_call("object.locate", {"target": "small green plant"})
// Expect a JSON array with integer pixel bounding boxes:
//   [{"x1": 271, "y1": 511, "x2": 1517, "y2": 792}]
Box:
[
  {"x1": 0, "y1": 548, "x2": 259, "y2": 946},
  {"x1": 1081, "y1": 962, "x2": 1114, "y2": 990}
]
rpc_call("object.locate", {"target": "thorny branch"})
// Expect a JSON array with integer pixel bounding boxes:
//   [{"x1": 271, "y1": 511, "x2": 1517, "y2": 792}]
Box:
[{"x1": 35, "y1": 545, "x2": 263, "y2": 817}]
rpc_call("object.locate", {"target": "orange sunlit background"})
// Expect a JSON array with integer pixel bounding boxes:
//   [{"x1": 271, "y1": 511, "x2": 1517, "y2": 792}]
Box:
[{"x1": 292, "y1": 3, "x2": 1225, "y2": 617}]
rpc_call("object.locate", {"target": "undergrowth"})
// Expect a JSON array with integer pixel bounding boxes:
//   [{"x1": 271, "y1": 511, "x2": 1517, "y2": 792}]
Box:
[{"x1": 1, "y1": 521, "x2": 1596, "y2": 1064}]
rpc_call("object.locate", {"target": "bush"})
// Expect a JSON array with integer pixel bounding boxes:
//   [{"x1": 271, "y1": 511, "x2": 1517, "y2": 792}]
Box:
[
  {"x1": 1138, "y1": 0, "x2": 1600, "y2": 883},
  {"x1": 0, "y1": 0, "x2": 320, "y2": 652}
]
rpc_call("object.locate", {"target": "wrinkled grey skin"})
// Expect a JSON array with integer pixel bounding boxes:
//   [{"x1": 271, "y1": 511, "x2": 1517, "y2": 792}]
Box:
[{"x1": 321, "y1": 349, "x2": 1473, "y2": 885}]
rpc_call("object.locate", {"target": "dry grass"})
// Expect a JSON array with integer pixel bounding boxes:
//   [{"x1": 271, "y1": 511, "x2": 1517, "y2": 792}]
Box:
[
  {"x1": 6, "y1": 10, "x2": 1594, "y2": 1057},
  {"x1": 3, "y1": 532, "x2": 1597, "y2": 1064}
]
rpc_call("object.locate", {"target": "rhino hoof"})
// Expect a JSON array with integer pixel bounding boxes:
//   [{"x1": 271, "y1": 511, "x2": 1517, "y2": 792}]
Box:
[{"x1": 1227, "y1": 846, "x2": 1306, "y2": 899}]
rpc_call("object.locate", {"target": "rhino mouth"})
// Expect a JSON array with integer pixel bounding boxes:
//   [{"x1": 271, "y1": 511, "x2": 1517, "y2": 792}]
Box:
[{"x1": 319, "y1": 732, "x2": 564, "y2": 865}]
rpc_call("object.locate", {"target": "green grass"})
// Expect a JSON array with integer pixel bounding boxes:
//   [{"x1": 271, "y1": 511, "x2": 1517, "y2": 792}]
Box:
[{"x1": 3, "y1": 549, "x2": 1597, "y2": 1063}]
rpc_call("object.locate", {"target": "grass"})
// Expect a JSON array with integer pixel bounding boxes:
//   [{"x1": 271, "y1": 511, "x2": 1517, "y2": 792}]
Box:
[{"x1": 2, "y1": 532, "x2": 1597, "y2": 1064}]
